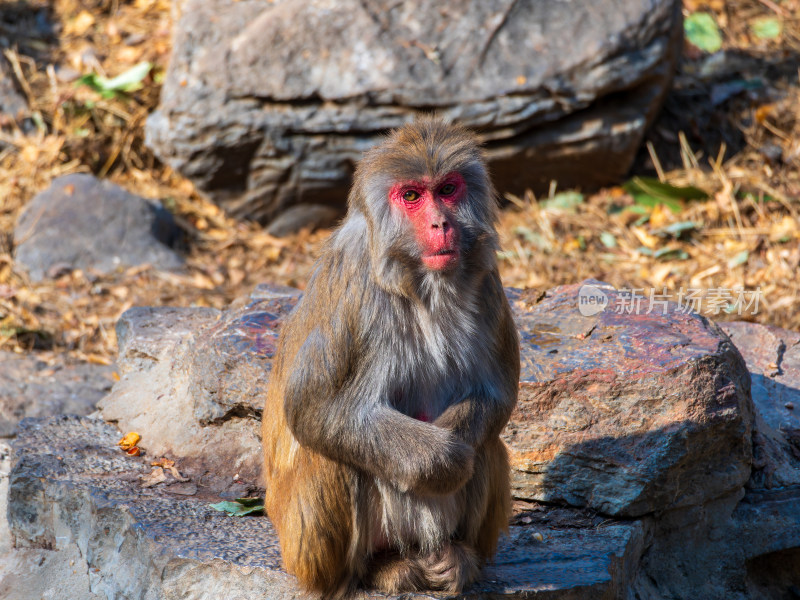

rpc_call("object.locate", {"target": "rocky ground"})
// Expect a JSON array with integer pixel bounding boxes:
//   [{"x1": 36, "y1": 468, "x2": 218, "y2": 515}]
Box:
[{"x1": 2, "y1": 281, "x2": 799, "y2": 598}]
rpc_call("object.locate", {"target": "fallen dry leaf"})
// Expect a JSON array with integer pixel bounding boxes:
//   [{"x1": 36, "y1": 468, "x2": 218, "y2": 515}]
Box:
[
  {"x1": 141, "y1": 467, "x2": 167, "y2": 487},
  {"x1": 118, "y1": 432, "x2": 141, "y2": 450},
  {"x1": 151, "y1": 457, "x2": 189, "y2": 481}
]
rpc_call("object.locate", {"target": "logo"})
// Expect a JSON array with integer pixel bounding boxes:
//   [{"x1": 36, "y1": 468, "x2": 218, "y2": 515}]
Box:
[{"x1": 578, "y1": 284, "x2": 609, "y2": 316}]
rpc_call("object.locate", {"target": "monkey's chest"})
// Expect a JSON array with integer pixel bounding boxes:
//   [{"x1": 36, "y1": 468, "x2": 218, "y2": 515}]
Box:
[{"x1": 381, "y1": 321, "x2": 484, "y2": 421}]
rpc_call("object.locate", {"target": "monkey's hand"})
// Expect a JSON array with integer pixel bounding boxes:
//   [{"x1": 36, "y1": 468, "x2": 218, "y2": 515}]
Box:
[
  {"x1": 402, "y1": 426, "x2": 474, "y2": 496},
  {"x1": 434, "y1": 393, "x2": 512, "y2": 449}
]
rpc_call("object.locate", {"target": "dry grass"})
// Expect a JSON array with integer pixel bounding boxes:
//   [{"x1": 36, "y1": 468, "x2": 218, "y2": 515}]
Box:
[{"x1": 0, "y1": 0, "x2": 798, "y2": 363}]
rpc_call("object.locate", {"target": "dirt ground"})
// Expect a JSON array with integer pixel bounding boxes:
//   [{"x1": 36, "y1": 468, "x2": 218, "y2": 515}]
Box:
[{"x1": 0, "y1": 0, "x2": 798, "y2": 364}]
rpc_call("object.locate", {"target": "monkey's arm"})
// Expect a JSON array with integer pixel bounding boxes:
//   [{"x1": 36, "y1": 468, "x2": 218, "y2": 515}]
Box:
[
  {"x1": 283, "y1": 327, "x2": 475, "y2": 495},
  {"x1": 435, "y1": 293, "x2": 520, "y2": 448}
]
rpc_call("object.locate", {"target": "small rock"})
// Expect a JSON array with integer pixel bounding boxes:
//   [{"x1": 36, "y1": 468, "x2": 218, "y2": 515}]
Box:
[
  {"x1": 14, "y1": 174, "x2": 185, "y2": 281},
  {"x1": 164, "y1": 482, "x2": 198, "y2": 496}
]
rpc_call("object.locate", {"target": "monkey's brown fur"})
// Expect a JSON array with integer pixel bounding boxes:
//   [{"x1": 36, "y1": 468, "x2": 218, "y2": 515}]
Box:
[{"x1": 262, "y1": 118, "x2": 520, "y2": 597}]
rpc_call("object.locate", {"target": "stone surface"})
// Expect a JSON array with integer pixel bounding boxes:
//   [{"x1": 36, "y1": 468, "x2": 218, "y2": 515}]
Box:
[
  {"x1": 0, "y1": 351, "x2": 115, "y2": 437},
  {"x1": 100, "y1": 284, "x2": 303, "y2": 488},
  {"x1": 630, "y1": 485, "x2": 800, "y2": 599},
  {"x1": 266, "y1": 203, "x2": 343, "y2": 237},
  {"x1": 0, "y1": 545, "x2": 101, "y2": 600},
  {"x1": 7, "y1": 294, "x2": 800, "y2": 598},
  {"x1": 721, "y1": 321, "x2": 800, "y2": 489},
  {"x1": 101, "y1": 280, "x2": 753, "y2": 518},
  {"x1": 7, "y1": 416, "x2": 646, "y2": 600},
  {"x1": 626, "y1": 320, "x2": 800, "y2": 599},
  {"x1": 146, "y1": 0, "x2": 682, "y2": 223},
  {"x1": 99, "y1": 304, "x2": 266, "y2": 492},
  {"x1": 505, "y1": 282, "x2": 753, "y2": 517},
  {"x1": 14, "y1": 174, "x2": 184, "y2": 281}
]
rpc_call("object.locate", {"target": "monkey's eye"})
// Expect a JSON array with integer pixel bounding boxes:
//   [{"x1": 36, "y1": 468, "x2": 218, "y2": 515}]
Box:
[
  {"x1": 439, "y1": 183, "x2": 456, "y2": 196},
  {"x1": 402, "y1": 190, "x2": 421, "y2": 203}
]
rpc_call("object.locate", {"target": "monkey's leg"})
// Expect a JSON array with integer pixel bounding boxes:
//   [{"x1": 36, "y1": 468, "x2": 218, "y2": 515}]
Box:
[
  {"x1": 458, "y1": 436, "x2": 512, "y2": 559},
  {"x1": 268, "y1": 451, "x2": 357, "y2": 596}
]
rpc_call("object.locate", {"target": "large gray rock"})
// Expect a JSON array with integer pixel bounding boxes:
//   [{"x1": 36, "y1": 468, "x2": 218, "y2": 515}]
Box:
[
  {"x1": 146, "y1": 0, "x2": 682, "y2": 224},
  {"x1": 7, "y1": 416, "x2": 647, "y2": 600},
  {"x1": 0, "y1": 351, "x2": 115, "y2": 438},
  {"x1": 14, "y1": 174, "x2": 184, "y2": 281},
  {"x1": 100, "y1": 280, "x2": 753, "y2": 520}
]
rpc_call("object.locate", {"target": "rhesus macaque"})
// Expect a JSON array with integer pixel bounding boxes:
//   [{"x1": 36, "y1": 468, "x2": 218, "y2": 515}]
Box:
[{"x1": 262, "y1": 117, "x2": 520, "y2": 597}]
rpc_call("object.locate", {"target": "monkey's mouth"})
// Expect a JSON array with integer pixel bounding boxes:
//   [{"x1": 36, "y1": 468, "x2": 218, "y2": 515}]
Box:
[{"x1": 422, "y1": 249, "x2": 459, "y2": 270}]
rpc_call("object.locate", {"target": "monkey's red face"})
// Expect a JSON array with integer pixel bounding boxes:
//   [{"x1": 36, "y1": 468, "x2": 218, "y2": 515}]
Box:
[{"x1": 389, "y1": 172, "x2": 466, "y2": 271}]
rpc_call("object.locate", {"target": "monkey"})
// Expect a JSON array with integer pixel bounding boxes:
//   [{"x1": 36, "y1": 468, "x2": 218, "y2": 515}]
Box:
[{"x1": 261, "y1": 117, "x2": 520, "y2": 597}]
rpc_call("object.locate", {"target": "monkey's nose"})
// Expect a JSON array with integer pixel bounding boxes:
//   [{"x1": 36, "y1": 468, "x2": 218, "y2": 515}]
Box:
[{"x1": 432, "y1": 220, "x2": 450, "y2": 231}]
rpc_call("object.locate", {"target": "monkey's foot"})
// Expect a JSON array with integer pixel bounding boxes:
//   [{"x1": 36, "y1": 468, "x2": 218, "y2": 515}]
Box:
[
  {"x1": 362, "y1": 551, "x2": 428, "y2": 593},
  {"x1": 418, "y1": 542, "x2": 480, "y2": 593},
  {"x1": 364, "y1": 543, "x2": 480, "y2": 594}
]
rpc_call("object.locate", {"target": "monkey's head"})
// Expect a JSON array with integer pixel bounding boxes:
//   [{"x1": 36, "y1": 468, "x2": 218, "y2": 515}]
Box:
[{"x1": 349, "y1": 117, "x2": 499, "y2": 295}]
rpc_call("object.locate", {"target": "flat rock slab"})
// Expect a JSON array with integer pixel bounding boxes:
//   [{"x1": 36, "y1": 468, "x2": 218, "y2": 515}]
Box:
[
  {"x1": 14, "y1": 174, "x2": 184, "y2": 281},
  {"x1": 0, "y1": 351, "x2": 115, "y2": 437},
  {"x1": 101, "y1": 280, "x2": 753, "y2": 518},
  {"x1": 147, "y1": 0, "x2": 681, "y2": 223},
  {"x1": 8, "y1": 416, "x2": 645, "y2": 600}
]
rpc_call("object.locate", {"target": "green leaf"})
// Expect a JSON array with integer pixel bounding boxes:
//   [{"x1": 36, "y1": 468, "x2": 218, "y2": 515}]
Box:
[
  {"x1": 685, "y1": 13, "x2": 723, "y2": 53},
  {"x1": 654, "y1": 247, "x2": 689, "y2": 260},
  {"x1": 513, "y1": 226, "x2": 551, "y2": 251},
  {"x1": 623, "y1": 177, "x2": 708, "y2": 214},
  {"x1": 652, "y1": 221, "x2": 703, "y2": 238},
  {"x1": 103, "y1": 61, "x2": 153, "y2": 92},
  {"x1": 233, "y1": 497, "x2": 265, "y2": 507},
  {"x1": 728, "y1": 250, "x2": 749, "y2": 267},
  {"x1": 629, "y1": 192, "x2": 681, "y2": 213},
  {"x1": 75, "y1": 62, "x2": 152, "y2": 98},
  {"x1": 496, "y1": 250, "x2": 516, "y2": 261},
  {"x1": 209, "y1": 498, "x2": 264, "y2": 517},
  {"x1": 539, "y1": 191, "x2": 584, "y2": 212},
  {"x1": 600, "y1": 232, "x2": 617, "y2": 248},
  {"x1": 750, "y1": 16, "x2": 782, "y2": 40}
]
